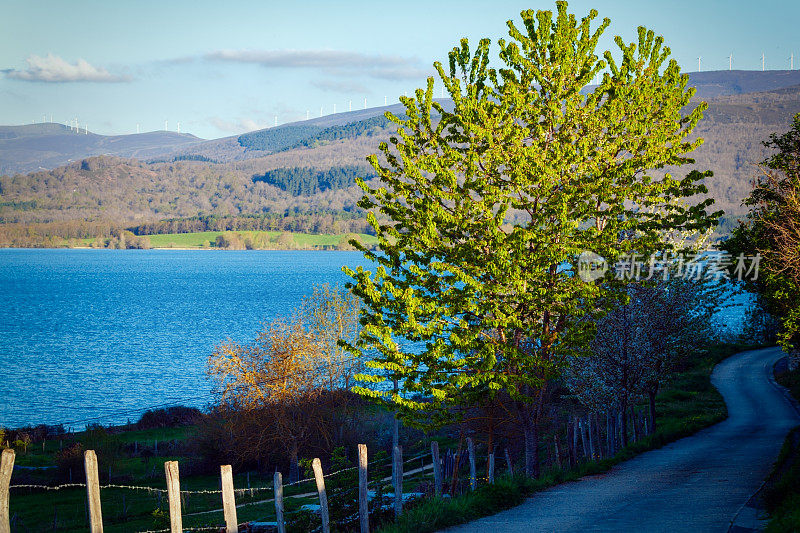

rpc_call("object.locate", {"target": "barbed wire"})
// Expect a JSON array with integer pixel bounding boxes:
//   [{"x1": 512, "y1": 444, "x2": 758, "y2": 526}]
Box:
[{"x1": 8, "y1": 451, "x2": 431, "y2": 496}]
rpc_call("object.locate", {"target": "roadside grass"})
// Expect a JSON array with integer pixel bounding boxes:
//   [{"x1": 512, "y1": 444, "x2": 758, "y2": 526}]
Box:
[
  {"x1": 377, "y1": 342, "x2": 757, "y2": 533},
  {"x1": 765, "y1": 362, "x2": 800, "y2": 533}
]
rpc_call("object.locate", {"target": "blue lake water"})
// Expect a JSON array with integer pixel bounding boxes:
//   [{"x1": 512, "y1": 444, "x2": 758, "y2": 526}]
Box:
[
  {"x1": 0, "y1": 249, "x2": 752, "y2": 430},
  {"x1": 0, "y1": 249, "x2": 371, "y2": 429}
]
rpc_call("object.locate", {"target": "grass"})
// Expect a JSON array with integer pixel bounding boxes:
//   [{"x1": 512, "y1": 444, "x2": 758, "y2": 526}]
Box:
[
  {"x1": 376, "y1": 342, "x2": 756, "y2": 533},
  {"x1": 764, "y1": 361, "x2": 800, "y2": 533},
  {"x1": 137, "y1": 230, "x2": 377, "y2": 249}
]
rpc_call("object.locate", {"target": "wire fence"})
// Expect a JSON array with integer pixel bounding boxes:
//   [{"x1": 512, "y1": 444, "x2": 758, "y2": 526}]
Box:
[{"x1": 0, "y1": 445, "x2": 442, "y2": 533}]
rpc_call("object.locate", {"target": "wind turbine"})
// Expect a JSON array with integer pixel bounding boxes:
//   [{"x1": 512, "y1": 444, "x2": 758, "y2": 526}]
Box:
[
  {"x1": 164, "y1": 120, "x2": 168, "y2": 131},
  {"x1": 306, "y1": 110, "x2": 310, "y2": 120},
  {"x1": 349, "y1": 100, "x2": 352, "y2": 112},
  {"x1": 791, "y1": 53, "x2": 795, "y2": 70},
  {"x1": 136, "y1": 123, "x2": 140, "y2": 134},
  {"x1": 363, "y1": 97, "x2": 367, "y2": 110},
  {"x1": 762, "y1": 52, "x2": 765, "y2": 71},
  {"x1": 333, "y1": 103, "x2": 336, "y2": 114},
  {"x1": 384, "y1": 96, "x2": 387, "y2": 106},
  {"x1": 177, "y1": 122, "x2": 181, "y2": 133},
  {"x1": 320, "y1": 106, "x2": 323, "y2": 117},
  {"x1": 697, "y1": 56, "x2": 701, "y2": 72},
  {"x1": 274, "y1": 116, "x2": 278, "y2": 127},
  {"x1": 728, "y1": 53, "x2": 733, "y2": 70}
]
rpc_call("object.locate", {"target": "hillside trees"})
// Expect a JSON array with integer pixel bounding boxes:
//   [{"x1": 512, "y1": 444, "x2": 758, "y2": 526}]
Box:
[
  {"x1": 722, "y1": 113, "x2": 800, "y2": 368},
  {"x1": 345, "y1": 1, "x2": 718, "y2": 477}
]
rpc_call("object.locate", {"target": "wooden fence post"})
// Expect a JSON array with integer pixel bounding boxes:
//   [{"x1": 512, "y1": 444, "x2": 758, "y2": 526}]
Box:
[
  {"x1": 393, "y1": 446, "x2": 403, "y2": 518},
  {"x1": 466, "y1": 438, "x2": 477, "y2": 490},
  {"x1": 431, "y1": 441, "x2": 442, "y2": 496},
  {"x1": 311, "y1": 458, "x2": 330, "y2": 533},
  {"x1": 487, "y1": 450, "x2": 495, "y2": 483},
  {"x1": 358, "y1": 444, "x2": 369, "y2": 533},
  {"x1": 220, "y1": 465, "x2": 238, "y2": 533},
  {"x1": 164, "y1": 461, "x2": 182, "y2": 533},
  {"x1": 274, "y1": 471, "x2": 285, "y2": 533},
  {"x1": 504, "y1": 448, "x2": 513, "y2": 475},
  {"x1": 1, "y1": 449, "x2": 15, "y2": 533},
  {"x1": 84, "y1": 450, "x2": 103, "y2": 533}
]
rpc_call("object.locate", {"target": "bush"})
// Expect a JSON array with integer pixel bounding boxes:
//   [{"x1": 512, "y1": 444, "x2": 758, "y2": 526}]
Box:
[
  {"x1": 55, "y1": 442, "x2": 85, "y2": 482},
  {"x1": 136, "y1": 406, "x2": 203, "y2": 429}
]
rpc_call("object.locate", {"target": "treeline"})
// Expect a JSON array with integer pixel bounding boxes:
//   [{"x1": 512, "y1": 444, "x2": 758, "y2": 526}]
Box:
[
  {"x1": 236, "y1": 116, "x2": 394, "y2": 154},
  {"x1": 252, "y1": 165, "x2": 377, "y2": 196},
  {"x1": 0, "y1": 212, "x2": 374, "y2": 248},
  {"x1": 283, "y1": 115, "x2": 393, "y2": 151},
  {"x1": 148, "y1": 154, "x2": 220, "y2": 164},
  {"x1": 237, "y1": 125, "x2": 323, "y2": 152},
  {"x1": 129, "y1": 212, "x2": 374, "y2": 236}
]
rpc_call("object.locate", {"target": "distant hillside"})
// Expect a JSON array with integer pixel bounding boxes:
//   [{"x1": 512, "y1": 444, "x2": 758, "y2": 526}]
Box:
[
  {"x1": 3, "y1": 71, "x2": 800, "y2": 175},
  {"x1": 688, "y1": 70, "x2": 800, "y2": 99},
  {"x1": 0, "y1": 123, "x2": 204, "y2": 175},
  {"x1": 3, "y1": 72, "x2": 800, "y2": 231}
]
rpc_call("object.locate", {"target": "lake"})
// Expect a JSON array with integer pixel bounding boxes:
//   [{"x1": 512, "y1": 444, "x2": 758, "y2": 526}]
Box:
[
  {"x1": 0, "y1": 248, "x2": 751, "y2": 430},
  {"x1": 0, "y1": 249, "x2": 371, "y2": 429}
]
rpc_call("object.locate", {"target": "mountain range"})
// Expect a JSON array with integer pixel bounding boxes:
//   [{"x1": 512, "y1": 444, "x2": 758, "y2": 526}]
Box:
[{"x1": 2, "y1": 70, "x2": 800, "y2": 233}]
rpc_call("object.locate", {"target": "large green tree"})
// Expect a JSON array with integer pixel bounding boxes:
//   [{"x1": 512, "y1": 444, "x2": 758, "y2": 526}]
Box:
[{"x1": 345, "y1": 2, "x2": 717, "y2": 476}]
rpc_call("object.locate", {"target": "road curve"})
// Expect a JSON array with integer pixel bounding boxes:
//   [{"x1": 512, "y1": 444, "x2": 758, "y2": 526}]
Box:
[{"x1": 444, "y1": 347, "x2": 800, "y2": 533}]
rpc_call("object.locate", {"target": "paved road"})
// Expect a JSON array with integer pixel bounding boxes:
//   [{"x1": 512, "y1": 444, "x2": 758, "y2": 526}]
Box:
[{"x1": 445, "y1": 347, "x2": 800, "y2": 533}]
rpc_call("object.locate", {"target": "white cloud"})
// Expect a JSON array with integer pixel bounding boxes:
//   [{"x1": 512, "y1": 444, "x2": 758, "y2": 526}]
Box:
[
  {"x1": 206, "y1": 49, "x2": 411, "y2": 68},
  {"x1": 4, "y1": 54, "x2": 131, "y2": 83},
  {"x1": 205, "y1": 48, "x2": 428, "y2": 81}
]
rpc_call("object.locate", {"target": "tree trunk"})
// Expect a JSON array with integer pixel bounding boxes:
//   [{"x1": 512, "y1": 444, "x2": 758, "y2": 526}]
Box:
[
  {"x1": 521, "y1": 411, "x2": 540, "y2": 478},
  {"x1": 289, "y1": 441, "x2": 300, "y2": 484},
  {"x1": 647, "y1": 388, "x2": 658, "y2": 435},
  {"x1": 620, "y1": 396, "x2": 629, "y2": 447}
]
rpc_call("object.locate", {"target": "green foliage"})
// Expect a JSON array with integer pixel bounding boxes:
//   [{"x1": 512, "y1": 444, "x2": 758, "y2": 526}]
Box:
[
  {"x1": 764, "y1": 363, "x2": 800, "y2": 532},
  {"x1": 722, "y1": 113, "x2": 800, "y2": 353},
  {"x1": 237, "y1": 124, "x2": 323, "y2": 152},
  {"x1": 345, "y1": 1, "x2": 717, "y2": 444},
  {"x1": 253, "y1": 165, "x2": 377, "y2": 195}
]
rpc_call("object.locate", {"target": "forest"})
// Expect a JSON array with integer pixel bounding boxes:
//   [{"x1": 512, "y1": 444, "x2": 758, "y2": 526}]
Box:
[{"x1": 252, "y1": 165, "x2": 377, "y2": 195}]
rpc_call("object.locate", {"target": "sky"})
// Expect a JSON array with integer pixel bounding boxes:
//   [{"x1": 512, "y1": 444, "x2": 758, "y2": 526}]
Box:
[{"x1": 1, "y1": 0, "x2": 798, "y2": 139}]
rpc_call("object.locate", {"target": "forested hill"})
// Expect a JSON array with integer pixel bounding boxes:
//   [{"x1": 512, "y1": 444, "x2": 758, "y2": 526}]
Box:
[{"x1": 2, "y1": 72, "x2": 800, "y2": 236}]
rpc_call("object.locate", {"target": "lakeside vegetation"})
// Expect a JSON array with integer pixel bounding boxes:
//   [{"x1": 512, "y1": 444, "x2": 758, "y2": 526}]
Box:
[{"x1": 0, "y1": 341, "x2": 756, "y2": 533}]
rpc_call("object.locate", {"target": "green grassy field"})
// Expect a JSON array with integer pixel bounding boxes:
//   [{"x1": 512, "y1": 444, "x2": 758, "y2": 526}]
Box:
[{"x1": 75, "y1": 230, "x2": 379, "y2": 250}]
